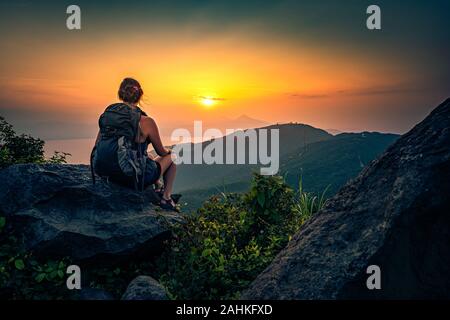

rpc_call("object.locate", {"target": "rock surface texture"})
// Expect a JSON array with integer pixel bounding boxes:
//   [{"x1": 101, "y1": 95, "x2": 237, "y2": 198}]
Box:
[
  {"x1": 121, "y1": 275, "x2": 168, "y2": 300},
  {"x1": 0, "y1": 164, "x2": 182, "y2": 261},
  {"x1": 242, "y1": 98, "x2": 450, "y2": 299}
]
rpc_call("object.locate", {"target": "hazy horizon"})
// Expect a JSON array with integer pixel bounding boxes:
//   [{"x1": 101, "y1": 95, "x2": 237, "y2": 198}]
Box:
[
  {"x1": 43, "y1": 119, "x2": 406, "y2": 164},
  {"x1": 1, "y1": 0, "x2": 449, "y2": 141}
]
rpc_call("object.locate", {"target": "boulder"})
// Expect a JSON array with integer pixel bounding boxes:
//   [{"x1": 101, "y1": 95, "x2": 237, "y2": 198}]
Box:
[
  {"x1": 121, "y1": 275, "x2": 167, "y2": 300},
  {"x1": 0, "y1": 164, "x2": 183, "y2": 261},
  {"x1": 242, "y1": 98, "x2": 450, "y2": 299}
]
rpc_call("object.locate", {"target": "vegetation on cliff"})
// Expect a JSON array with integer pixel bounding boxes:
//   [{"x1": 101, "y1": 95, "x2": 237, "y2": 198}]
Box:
[
  {"x1": 0, "y1": 116, "x2": 326, "y2": 300},
  {"x1": 156, "y1": 174, "x2": 327, "y2": 299}
]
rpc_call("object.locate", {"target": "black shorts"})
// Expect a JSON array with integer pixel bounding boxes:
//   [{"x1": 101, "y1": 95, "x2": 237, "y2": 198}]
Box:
[
  {"x1": 107, "y1": 158, "x2": 161, "y2": 190},
  {"x1": 141, "y1": 158, "x2": 161, "y2": 187}
]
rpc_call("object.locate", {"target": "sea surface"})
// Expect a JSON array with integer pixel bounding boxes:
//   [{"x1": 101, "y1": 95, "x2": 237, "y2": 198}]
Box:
[
  {"x1": 44, "y1": 134, "x2": 221, "y2": 164},
  {"x1": 44, "y1": 138, "x2": 97, "y2": 164}
]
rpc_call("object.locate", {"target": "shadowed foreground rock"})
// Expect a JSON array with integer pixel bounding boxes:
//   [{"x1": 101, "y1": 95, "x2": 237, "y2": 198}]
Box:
[
  {"x1": 0, "y1": 164, "x2": 182, "y2": 261},
  {"x1": 242, "y1": 98, "x2": 450, "y2": 299},
  {"x1": 121, "y1": 276, "x2": 168, "y2": 300}
]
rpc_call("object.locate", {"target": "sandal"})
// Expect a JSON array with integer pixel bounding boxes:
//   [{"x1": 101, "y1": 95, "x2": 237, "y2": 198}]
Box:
[
  {"x1": 159, "y1": 197, "x2": 178, "y2": 211},
  {"x1": 171, "y1": 194, "x2": 182, "y2": 204},
  {"x1": 155, "y1": 186, "x2": 182, "y2": 204}
]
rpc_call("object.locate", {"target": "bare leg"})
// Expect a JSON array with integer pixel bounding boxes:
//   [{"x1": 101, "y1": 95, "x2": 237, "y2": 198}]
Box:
[
  {"x1": 155, "y1": 154, "x2": 177, "y2": 204},
  {"x1": 162, "y1": 163, "x2": 176, "y2": 200}
]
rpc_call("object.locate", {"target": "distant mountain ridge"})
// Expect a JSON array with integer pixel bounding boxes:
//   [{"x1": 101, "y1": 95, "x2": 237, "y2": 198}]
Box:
[
  {"x1": 174, "y1": 123, "x2": 399, "y2": 210},
  {"x1": 230, "y1": 114, "x2": 269, "y2": 129},
  {"x1": 325, "y1": 129, "x2": 343, "y2": 135},
  {"x1": 282, "y1": 131, "x2": 399, "y2": 195},
  {"x1": 175, "y1": 123, "x2": 332, "y2": 194}
]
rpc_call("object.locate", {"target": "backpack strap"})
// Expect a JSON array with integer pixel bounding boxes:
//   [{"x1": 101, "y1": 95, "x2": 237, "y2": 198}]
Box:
[
  {"x1": 90, "y1": 145, "x2": 97, "y2": 185},
  {"x1": 135, "y1": 112, "x2": 147, "y2": 192}
]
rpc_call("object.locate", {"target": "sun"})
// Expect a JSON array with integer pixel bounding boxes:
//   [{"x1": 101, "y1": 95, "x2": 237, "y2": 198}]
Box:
[{"x1": 201, "y1": 97, "x2": 215, "y2": 107}]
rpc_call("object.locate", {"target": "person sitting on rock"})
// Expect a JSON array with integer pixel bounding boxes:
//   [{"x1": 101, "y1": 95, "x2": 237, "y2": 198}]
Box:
[{"x1": 91, "y1": 78, "x2": 178, "y2": 211}]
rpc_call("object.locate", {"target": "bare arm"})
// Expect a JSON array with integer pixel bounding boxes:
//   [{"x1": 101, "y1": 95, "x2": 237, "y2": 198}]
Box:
[{"x1": 142, "y1": 117, "x2": 170, "y2": 157}]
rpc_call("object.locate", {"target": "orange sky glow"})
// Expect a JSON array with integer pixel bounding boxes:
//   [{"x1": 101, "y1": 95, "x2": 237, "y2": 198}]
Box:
[
  {"x1": 1, "y1": 32, "x2": 424, "y2": 132},
  {"x1": 0, "y1": 1, "x2": 448, "y2": 143}
]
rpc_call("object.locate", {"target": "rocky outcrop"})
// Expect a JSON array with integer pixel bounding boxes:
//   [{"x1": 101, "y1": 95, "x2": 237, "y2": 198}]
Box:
[
  {"x1": 121, "y1": 275, "x2": 168, "y2": 300},
  {"x1": 242, "y1": 98, "x2": 450, "y2": 299},
  {"x1": 0, "y1": 164, "x2": 183, "y2": 262}
]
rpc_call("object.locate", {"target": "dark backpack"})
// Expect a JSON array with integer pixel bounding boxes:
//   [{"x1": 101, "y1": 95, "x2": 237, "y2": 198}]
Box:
[{"x1": 91, "y1": 103, "x2": 147, "y2": 190}]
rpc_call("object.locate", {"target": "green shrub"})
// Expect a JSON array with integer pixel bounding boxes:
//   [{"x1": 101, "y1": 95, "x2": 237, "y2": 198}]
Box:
[
  {"x1": 293, "y1": 177, "x2": 330, "y2": 224},
  {"x1": 0, "y1": 116, "x2": 70, "y2": 168},
  {"x1": 0, "y1": 215, "x2": 71, "y2": 299},
  {"x1": 156, "y1": 173, "x2": 328, "y2": 300},
  {"x1": 0, "y1": 118, "x2": 73, "y2": 299}
]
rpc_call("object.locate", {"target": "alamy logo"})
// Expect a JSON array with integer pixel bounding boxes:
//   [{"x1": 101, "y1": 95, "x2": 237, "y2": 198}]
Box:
[
  {"x1": 66, "y1": 265, "x2": 81, "y2": 290},
  {"x1": 66, "y1": 5, "x2": 81, "y2": 30},
  {"x1": 366, "y1": 265, "x2": 381, "y2": 290},
  {"x1": 66, "y1": 5, "x2": 381, "y2": 32},
  {"x1": 170, "y1": 121, "x2": 280, "y2": 175},
  {"x1": 366, "y1": 5, "x2": 381, "y2": 30}
]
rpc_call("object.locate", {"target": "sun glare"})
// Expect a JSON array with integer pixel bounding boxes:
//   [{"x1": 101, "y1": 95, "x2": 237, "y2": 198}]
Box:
[{"x1": 201, "y1": 97, "x2": 215, "y2": 107}]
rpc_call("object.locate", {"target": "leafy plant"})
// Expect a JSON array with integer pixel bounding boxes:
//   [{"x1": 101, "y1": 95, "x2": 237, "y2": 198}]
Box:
[
  {"x1": 0, "y1": 116, "x2": 70, "y2": 168},
  {"x1": 156, "y1": 173, "x2": 328, "y2": 300},
  {"x1": 293, "y1": 177, "x2": 329, "y2": 224},
  {"x1": 0, "y1": 215, "x2": 71, "y2": 299},
  {"x1": 46, "y1": 151, "x2": 71, "y2": 164}
]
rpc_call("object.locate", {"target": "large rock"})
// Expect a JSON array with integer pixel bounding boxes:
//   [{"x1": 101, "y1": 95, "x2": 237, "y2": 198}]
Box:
[
  {"x1": 242, "y1": 98, "x2": 450, "y2": 299},
  {"x1": 0, "y1": 164, "x2": 183, "y2": 261},
  {"x1": 121, "y1": 275, "x2": 168, "y2": 300}
]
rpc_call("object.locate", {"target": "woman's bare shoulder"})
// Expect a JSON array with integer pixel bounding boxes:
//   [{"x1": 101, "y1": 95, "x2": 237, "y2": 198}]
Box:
[{"x1": 140, "y1": 115, "x2": 158, "y2": 130}]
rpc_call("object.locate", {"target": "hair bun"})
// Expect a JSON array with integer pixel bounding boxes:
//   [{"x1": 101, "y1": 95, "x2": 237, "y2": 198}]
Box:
[{"x1": 118, "y1": 78, "x2": 143, "y2": 104}]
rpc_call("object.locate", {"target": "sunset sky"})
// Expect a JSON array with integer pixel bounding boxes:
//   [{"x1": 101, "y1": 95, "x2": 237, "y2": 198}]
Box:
[{"x1": 0, "y1": 0, "x2": 449, "y2": 142}]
